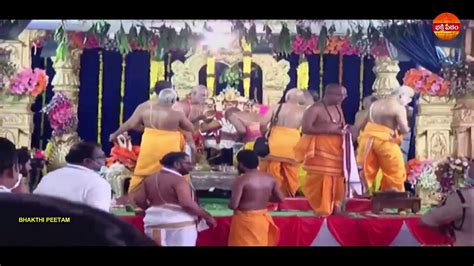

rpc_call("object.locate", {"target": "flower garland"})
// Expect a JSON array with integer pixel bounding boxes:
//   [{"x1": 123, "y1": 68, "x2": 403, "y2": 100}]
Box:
[
  {"x1": 359, "y1": 57, "x2": 364, "y2": 110},
  {"x1": 43, "y1": 93, "x2": 78, "y2": 137},
  {"x1": 149, "y1": 60, "x2": 165, "y2": 97},
  {"x1": 206, "y1": 56, "x2": 215, "y2": 97},
  {"x1": 97, "y1": 50, "x2": 104, "y2": 144},
  {"x1": 241, "y1": 38, "x2": 252, "y2": 98},
  {"x1": 297, "y1": 54, "x2": 309, "y2": 90},
  {"x1": 319, "y1": 54, "x2": 324, "y2": 97},
  {"x1": 39, "y1": 58, "x2": 48, "y2": 149},
  {"x1": 9, "y1": 68, "x2": 49, "y2": 97},
  {"x1": 338, "y1": 54, "x2": 343, "y2": 85},
  {"x1": 403, "y1": 68, "x2": 449, "y2": 97},
  {"x1": 120, "y1": 54, "x2": 126, "y2": 124}
]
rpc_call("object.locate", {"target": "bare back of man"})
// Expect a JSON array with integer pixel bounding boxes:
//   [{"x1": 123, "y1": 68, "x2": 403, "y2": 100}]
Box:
[
  {"x1": 229, "y1": 170, "x2": 284, "y2": 211},
  {"x1": 274, "y1": 103, "x2": 306, "y2": 129},
  {"x1": 369, "y1": 98, "x2": 409, "y2": 134},
  {"x1": 140, "y1": 101, "x2": 193, "y2": 132},
  {"x1": 143, "y1": 172, "x2": 186, "y2": 206}
]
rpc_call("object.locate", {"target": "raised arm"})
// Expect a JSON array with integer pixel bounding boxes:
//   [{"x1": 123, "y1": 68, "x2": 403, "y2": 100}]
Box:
[
  {"x1": 109, "y1": 104, "x2": 144, "y2": 141},
  {"x1": 227, "y1": 113, "x2": 247, "y2": 134},
  {"x1": 178, "y1": 112, "x2": 195, "y2": 133}
]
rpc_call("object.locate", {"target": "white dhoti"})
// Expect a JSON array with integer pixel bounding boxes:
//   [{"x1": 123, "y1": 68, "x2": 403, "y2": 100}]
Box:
[
  {"x1": 144, "y1": 205, "x2": 198, "y2": 246},
  {"x1": 343, "y1": 130, "x2": 363, "y2": 197}
]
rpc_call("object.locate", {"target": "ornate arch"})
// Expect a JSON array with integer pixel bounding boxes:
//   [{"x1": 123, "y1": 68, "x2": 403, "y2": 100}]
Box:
[{"x1": 171, "y1": 50, "x2": 290, "y2": 105}]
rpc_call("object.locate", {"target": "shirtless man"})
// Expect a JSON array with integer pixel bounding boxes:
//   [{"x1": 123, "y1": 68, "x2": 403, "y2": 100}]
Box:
[
  {"x1": 356, "y1": 85, "x2": 415, "y2": 193},
  {"x1": 228, "y1": 150, "x2": 284, "y2": 246},
  {"x1": 173, "y1": 85, "x2": 210, "y2": 158},
  {"x1": 352, "y1": 95, "x2": 378, "y2": 142},
  {"x1": 134, "y1": 152, "x2": 217, "y2": 246},
  {"x1": 109, "y1": 89, "x2": 195, "y2": 193},
  {"x1": 295, "y1": 84, "x2": 348, "y2": 215},
  {"x1": 260, "y1": 88, "x2": 307, "y2": 197}
]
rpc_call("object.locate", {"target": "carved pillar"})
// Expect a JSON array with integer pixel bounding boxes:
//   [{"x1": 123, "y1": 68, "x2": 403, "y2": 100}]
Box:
[
  {"x1": 52, "y1": 48, "x2": 82, "y2": 109},
  {"x1": 371, "y1": 56, "x2": 401, "y2": 97},
  {"x1": 415, "y1": 96, "x2": 454, "y2": 160},
  {"x1": 452, "y1": 97, "x2": 474, "y2": 158},
  {"x1": 0, "y1": 30, "x2": 46, "y2": 148},
  {"x1": 47, "y1": 48, "x2": 82, "y2": 172},
  {"x1": 252, "y1": 54, "x2": 290, "y2": 106}
]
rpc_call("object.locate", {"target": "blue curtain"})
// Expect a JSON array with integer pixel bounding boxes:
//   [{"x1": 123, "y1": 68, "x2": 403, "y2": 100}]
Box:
[
  {"x1": 101, "y1": 50, "x2": 123, "y2": 153},
  {"x1": 383, "y1": 23, "x2": 442, "y2": 73},
  {"x1": 78, "y1": 48, "x2": 100, "y2": 143}
]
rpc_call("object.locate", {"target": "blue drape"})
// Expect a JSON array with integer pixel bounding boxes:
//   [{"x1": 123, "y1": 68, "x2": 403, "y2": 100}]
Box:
[
  {"x1": 123, "y1": 51, "x2": 150, "y2": 145},
  {"x1": 101, "y1": 50, "x2": 123, "y2": 153},
  {"x1": 78, "y1": 48, "x2": 100, "y2": 143},
  {"x1": 383, "y1": 23, "x2": 442, "y2": 73},
  {"x1": 342, "y1": 55, "x2": 361, "y2": 124}
]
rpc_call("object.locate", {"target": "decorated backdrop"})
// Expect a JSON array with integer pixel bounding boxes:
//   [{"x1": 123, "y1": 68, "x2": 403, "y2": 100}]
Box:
[{"x1": 30, "y1": 48, "x2": 415, "y2": 154}]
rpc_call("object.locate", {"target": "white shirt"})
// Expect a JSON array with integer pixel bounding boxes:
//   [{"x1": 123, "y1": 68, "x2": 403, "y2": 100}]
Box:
[{"x1": 34, "y1": 164, "x2": 112, "y2": 212}]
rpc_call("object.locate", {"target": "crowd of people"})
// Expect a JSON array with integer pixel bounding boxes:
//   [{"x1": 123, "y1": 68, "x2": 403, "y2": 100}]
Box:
[{"x1": 0, "y1": 81, "x2": 472, "y2": 246}]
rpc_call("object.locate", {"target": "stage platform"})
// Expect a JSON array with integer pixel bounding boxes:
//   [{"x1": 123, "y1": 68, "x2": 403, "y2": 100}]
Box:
[{"x1": 113, "y1": 198, "x2": 451, "y2": 246}]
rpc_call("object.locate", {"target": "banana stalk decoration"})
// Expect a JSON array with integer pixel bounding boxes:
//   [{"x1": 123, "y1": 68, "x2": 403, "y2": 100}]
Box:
[
  {"x1": 206, "y1": 55, "x2": 215, "y2": 97},
  {"x1": 297, "y1": 54, "x2": 309, "y2": 90},
  {"x1": 241, "y1": 38, "x2": 252, "y2": 98}
]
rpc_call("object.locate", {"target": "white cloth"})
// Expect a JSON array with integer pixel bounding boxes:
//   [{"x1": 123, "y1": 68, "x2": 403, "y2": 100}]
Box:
[
  {"x1": 342, "y1": 131, "x2": 363, "y2": 197},
  {"x1": 0, "y1": 187, "x2": 10, "y2": 193},
  {"x1": 34, "y1": 164, "x2": 112, "y2": 212},
  {"x1": 144, "y1": 205, "x2": 198, "y2": 246}
]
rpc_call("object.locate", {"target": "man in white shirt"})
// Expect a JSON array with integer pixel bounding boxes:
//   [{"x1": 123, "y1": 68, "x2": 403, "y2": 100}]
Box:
[
  {"x1": 34, "y1": 142, "x2": 111, "y2": 212},
  {"x1": 0, "y1": 137, "x2": 22, "y2": 193}
]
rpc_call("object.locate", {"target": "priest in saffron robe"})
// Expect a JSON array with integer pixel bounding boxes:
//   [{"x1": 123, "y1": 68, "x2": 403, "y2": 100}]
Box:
[
  {"x1": 356, "y1": 86, "x2": 414, "y2": 193},
  {"x1": 295, "y1": 84, "x2": 348, "y2": 216},
  {"x1": 109, "y1": 89, "x2": 194, "y2": 193},
  {"x1": 260, "y1": 89, "x2": 306, "y2": 197}
]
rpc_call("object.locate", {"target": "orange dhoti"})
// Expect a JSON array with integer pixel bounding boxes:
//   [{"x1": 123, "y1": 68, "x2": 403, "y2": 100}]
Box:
[
  {"x1": 356, "y1": 122, "x2": 406, "y2": 192},
  {"x1": 228, "y1": 209, "x2": 279, "y2": 246},
  {"x1": 295, "y1": 134, "x2": 345, "y2": 216},
  {"x1": 260, "y1": 127, "x2": 301, "y2": 197},
  {"x1": 129, "y1": 128, "x2": 185, "y2": 192}
]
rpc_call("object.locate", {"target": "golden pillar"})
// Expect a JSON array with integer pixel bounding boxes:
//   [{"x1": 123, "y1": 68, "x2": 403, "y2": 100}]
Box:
[
  {"x1": 46, "y1": 48, "x2": 83, "y2": 172},
  {"x1": 371, "y1": 56, "x2": 401, "y2": 97},
  {"x1": 415, "y1": 96, "x2": 454, "y2": 160},
  {"x1": 0, "y1": 30, "x2": 46, "y2": 148},
  {"x1": 452, "y1": 97, "x2": 474, "y2": 158}
]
